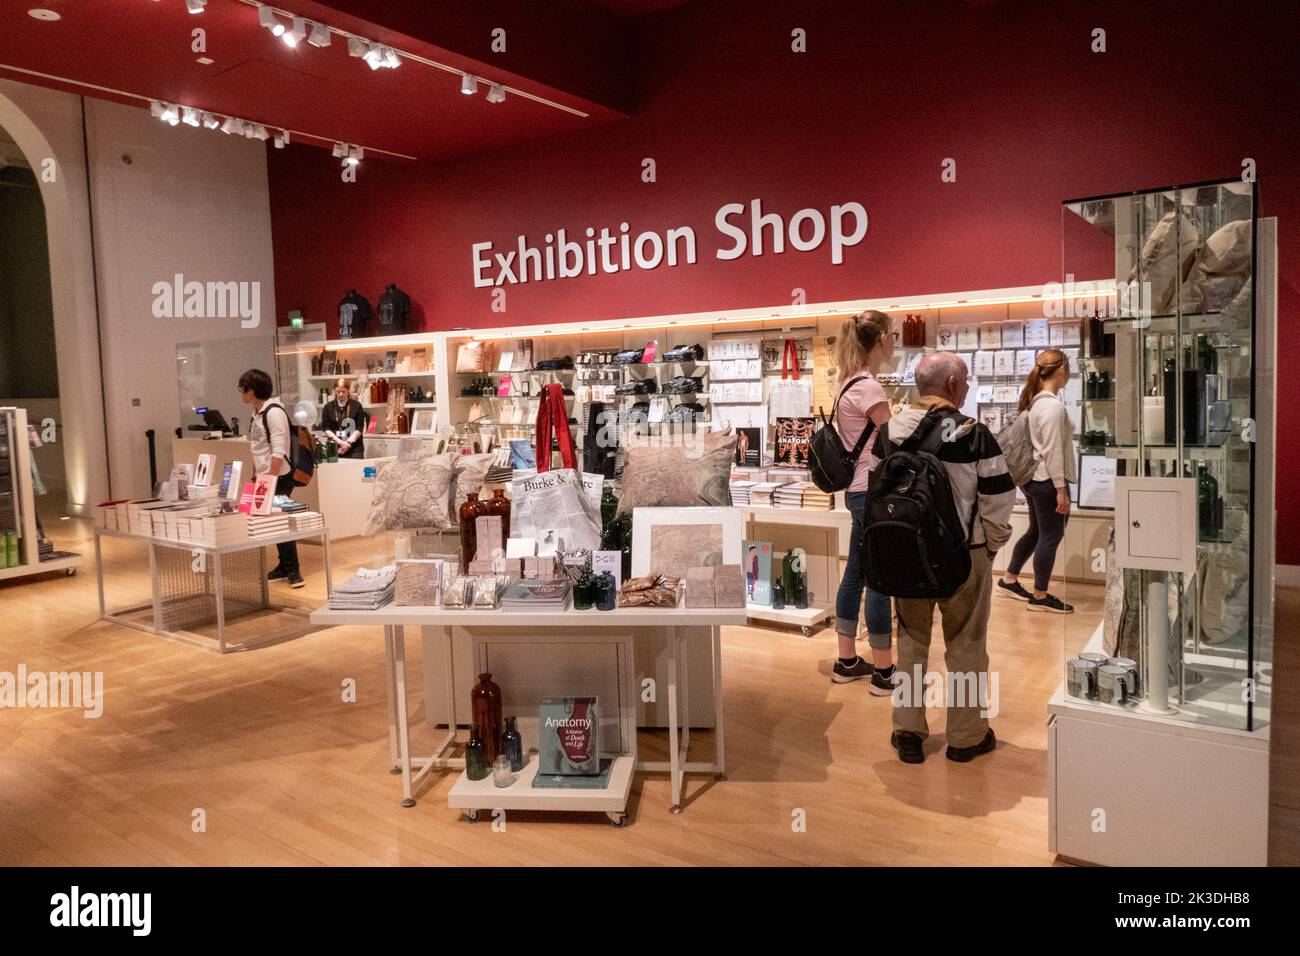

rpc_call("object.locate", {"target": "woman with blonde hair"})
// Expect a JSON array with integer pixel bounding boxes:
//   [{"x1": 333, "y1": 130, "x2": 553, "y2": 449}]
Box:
[
  {"x1": 830, "y1": 310, "x2": 897, "y2": 692},
  {"x1": 997, "y1": 348, "x2": 1076, "y2": 613}
]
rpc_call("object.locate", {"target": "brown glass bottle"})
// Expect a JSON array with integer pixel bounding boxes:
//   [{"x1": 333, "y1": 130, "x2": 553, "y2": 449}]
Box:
[
  {"x1": 459, "y1": 491, "x2": 483, "y2": 570},
  {"x1": 485, "y1": 488, "x2": 511, "y2": 552},
  {"x1": 396, "y1": 410, "x2": 410, "y2": 434},
  {"x1": 471, "y1": 673, "x2": 504, "y2": 762}
]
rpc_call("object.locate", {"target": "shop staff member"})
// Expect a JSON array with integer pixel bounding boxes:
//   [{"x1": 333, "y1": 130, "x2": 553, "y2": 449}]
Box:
[
  {"x1": 239, "y1": 368, "x2": 303, "y2": 588},
  {"x1": 998, "y1": 348, "x2": 1076, "y2": 614},
  {"x1": 877, "y1": 352, "x2": 1015, "y2": 764},
  {"x1": 831, "y1": 310, "x2": 897, "y2": 691},
  {"x1": 322, "y1": 378, "x2": 367, "y2": 459}
]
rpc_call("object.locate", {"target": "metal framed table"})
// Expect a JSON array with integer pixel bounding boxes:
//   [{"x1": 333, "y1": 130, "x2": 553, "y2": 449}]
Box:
[
  {"x1": 95, "y1": 526, "x2": 332, "y2": 654},
  {"x1": 308, "y1": 604, "x2": 744, "y2": 820}
]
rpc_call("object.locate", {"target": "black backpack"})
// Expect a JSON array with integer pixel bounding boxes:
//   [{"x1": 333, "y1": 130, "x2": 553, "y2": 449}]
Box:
[
  {"x1": 808, "y1": 376, "x2": 876, "y2": 493},
  {"x1": 860, "y1": 409, "x2": 976, "y2": 599}
]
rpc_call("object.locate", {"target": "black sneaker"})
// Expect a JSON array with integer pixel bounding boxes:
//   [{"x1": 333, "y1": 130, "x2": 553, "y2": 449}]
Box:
[
  {"x1": 831, "y1": 656, "x2": 873, "y2": 684},
  {"x1": 869, "y1": 664, "x2": 897, "y2": 697},
  {"x1": 891, "y1": 731, "x2": 925, "y2": 764},
  {"x1": 1027, "y1": 593, "x2": 1073, "y2": 614},
  {"x1": 267, "y1": 565, "x2": 289, "y2": 581},
  {"x1": 996, "y1": 579, "x2": 1031, "y2": 602},
  {"x1": 287, "y1": 572, "x2": 305, "y2": 589},
  {"x1": 946, "y1": 728, "x2": 997, "y2": 762}
]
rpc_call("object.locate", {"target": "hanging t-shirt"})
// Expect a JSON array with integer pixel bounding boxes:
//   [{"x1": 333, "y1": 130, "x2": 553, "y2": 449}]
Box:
[
  {"x1": 376, "y1": 284, "x2": 411, "y2": 335},
  {"x1": 338, "y1": 290, "x2": 372, "y2": 339},
  {"x1": 833, "y1": 372, "x2": 889, "y2": 492}
]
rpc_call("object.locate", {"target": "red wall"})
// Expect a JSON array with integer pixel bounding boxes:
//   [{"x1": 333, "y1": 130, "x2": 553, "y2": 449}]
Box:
[{"x1": 269, "y1": 0, "x2": 1300, "y2": 559}]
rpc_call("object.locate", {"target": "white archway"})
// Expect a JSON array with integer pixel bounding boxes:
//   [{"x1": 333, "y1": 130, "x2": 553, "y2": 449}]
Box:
[{"x1": 0, "y1": 82, "x2": 109, "y2": 514}]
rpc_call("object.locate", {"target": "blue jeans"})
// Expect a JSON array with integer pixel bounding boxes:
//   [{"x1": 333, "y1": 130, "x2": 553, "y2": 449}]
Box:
[{"x1": 836, "y1": 491, "x2": 893, "y2": 650}]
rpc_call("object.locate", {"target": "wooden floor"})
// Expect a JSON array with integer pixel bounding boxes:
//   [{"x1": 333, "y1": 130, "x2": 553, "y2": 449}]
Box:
[{"x1": 0, "y1": 514, "x2": 1276, "y2": 866}]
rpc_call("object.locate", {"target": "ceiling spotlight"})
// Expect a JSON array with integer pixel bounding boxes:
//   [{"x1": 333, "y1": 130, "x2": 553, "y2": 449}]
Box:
[
  {"x1": 149, "y1": 100, "x2": 165, "y2": 119},
  {"x1": 201, "y1": 112, "x2": 220, "y2": 129},
  {"x1": 284, "y1": 16, "x2": 307, "y2": 47},
  {"x1": 252, "y1": 125, "x2": 270, "y2": 141},
  {"x1": 273, "y1": 133, "x2": 286, "y2": 149},
  {"x1": 307, "y1": 21, "x2": 331, "y2": 48},
  {"x1": 242, "y1": 124, "x2": 257, "y2": 139},
  {"x1": 186, "y1": 0, "x2": 208, "y2": 14},
  {"x1": 332, "y1": 142, "x2": 348, "y2": 159},
  {"x1": 258, "y1": 6, "x2": 285, "y2": 37},
  {"x1": 486, "y1": 83, "x2": 506, "y2": 104},
  {"x1": 27, "y1": 8, "x2": 60, "y2": 21},
  {"x1": 383, "y1": 47, "x2": 401, "y2": 69},
  {"x1": 347, "y1": 36, "x2": 368, "y2": 58},
  {"x1": 363, "y1": 43, "x2": 385, "y2": 70},
  {"x1": 181, "y1": 107, "x2": 201, "y2": 127},
  {"x1": 221, "y1": 116, "x2": 244, "y2": 135},
  {"x1": 160, "y1": 104, "x2": 181, "y2": 126},
  {"x1": 461, "y1": 74, "x2": 478, "y2": 95},
  {"x1": 346, "y1": 146, "x2": 363, "y2": 166}
]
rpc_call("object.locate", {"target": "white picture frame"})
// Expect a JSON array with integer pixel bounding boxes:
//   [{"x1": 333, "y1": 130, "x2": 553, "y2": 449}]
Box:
[
  {"x1": 410, "y1": 409, "x2": 437, "y2": 434},
  {"x1": 1078, "y1": 454, "x2": 1117, "y2": 509},
  {"x1": 631, "y1": 506, "x2": 744, "y2": 578}
]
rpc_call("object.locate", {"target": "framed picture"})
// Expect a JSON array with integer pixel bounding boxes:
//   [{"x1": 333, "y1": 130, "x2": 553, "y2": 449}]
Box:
[
  {"x1": 631, "y1": 506, "x2": 744, "y2": 579},
  {"x1": 409, "y1": 409, "x2": 437, "y2": 434},
  {"x1": 1078, "y1": 453, "x2": 1117, "y2": 509}
]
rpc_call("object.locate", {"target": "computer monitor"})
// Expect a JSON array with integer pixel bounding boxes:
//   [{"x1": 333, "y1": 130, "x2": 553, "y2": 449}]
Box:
[{"x1": 195, "y1": 407, "x2": 232, "y2": 433}]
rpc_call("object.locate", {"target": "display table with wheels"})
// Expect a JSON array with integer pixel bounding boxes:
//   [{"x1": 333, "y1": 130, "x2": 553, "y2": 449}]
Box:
[
  {"x1": 308, "y1": 604, "x2": 744, "y2": 824},
  {"x1": 95, "y1": 526, "x2": 332, "y2": 654}
]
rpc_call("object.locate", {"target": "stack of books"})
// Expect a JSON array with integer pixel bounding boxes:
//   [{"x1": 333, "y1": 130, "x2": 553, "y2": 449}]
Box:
[
  {"x1": 274, "y1": 496, "x2": 308, "y2": 514},
  {"x1": 728, "y1": 479, "x2": 758, "y2": 506},
  {"x1": 750, "y1": 482, "x2": 784, "y2": 507},
  {"x1": 288, "y1": 511, "x2": 324, "y2": 533},
  {"x1": 329, "y1": 565, "x2": 396, "y2": 610},
  {"x1": 191, "y1": 512, "x2": 249, "y2": 547},
  {"x1": 774, "y1": 481, "x2": 813, "y2": 508},
  {"x1": 247, "y1": 513, "x2": 291, "y2": 539},
  {"x1": 500, "y1": 578, "x2": 571, "y2": 611},
  {"x1": 801, "y1": 486, "x2": 835, "y2": 510}
]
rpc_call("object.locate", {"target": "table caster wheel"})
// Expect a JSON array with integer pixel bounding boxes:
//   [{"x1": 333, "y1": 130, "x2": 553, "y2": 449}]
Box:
[
  {"x1": 390, "y1": 766, "x2": 402, "y2": 775},
  {"x1": 669, "y1": 804, "x2": 683, "y2": 815},
  {"x1": 606, "y1": 812, "x2": 626, "y2": 828},
  {"x1": 465, "y1": 809, "x2": 480, "y2": 823},
  {"x1": 66, "y1": 568, "x2": 77, "y2": 577},
  {"x1": 801, "y1": 625, "x2": 812, "y2": 636},
  {"x1": 401, "y1": 798, "x2": 416, "y2": 808}
]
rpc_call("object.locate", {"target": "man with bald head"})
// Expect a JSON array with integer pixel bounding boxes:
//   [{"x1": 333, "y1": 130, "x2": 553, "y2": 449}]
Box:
[{"x1": 867, "y1": 351, "x2": 1015, "y2": 764}]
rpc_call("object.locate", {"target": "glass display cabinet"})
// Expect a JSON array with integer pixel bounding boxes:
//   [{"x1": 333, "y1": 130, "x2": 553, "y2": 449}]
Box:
[{"x1": 1050, "y1": 179, "x2": 1275, "y2": 866}]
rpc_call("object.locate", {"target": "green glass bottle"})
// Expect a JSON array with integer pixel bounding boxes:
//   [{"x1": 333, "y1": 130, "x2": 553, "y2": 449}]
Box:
[
  {"x1": 771, "y1": 574, "x2": 786, "y2": 610},
  {"x1": 466, "y1": 730, "x2": 489, "y2": 781},
  {"x1": 600, "y1": 486, "x2": 619, "y2": 541},
  {"x1": 1197, "y1": 464, "x2": 1219, "y2": 542}
]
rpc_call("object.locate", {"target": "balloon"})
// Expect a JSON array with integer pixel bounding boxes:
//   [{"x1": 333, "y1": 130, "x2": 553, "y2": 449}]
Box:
[{"x1": 293, "y1": 399, "x2": 318, "y2": 427}]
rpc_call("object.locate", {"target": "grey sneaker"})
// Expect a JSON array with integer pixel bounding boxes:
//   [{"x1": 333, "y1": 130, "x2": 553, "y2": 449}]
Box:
[
  {"x1": 869, "y1": 665, "x2": 897, "y2": 697},
  {"x1": 996, "y1": 579, "x2": 1031, "y2": 601}
]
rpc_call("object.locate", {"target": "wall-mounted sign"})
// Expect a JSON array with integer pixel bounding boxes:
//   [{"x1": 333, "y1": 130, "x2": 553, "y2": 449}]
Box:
[{"x1": 471, "y1": 198, "x2": 868, "y2": 288}]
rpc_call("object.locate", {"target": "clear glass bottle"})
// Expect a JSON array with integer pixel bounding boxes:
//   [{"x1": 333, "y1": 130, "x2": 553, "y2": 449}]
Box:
[{"x1": 502, "y1": 716, "x2": 525, "y2": 772}]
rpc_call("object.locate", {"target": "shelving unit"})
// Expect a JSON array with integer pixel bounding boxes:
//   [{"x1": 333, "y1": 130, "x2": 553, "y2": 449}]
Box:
[{"x1": 0, "y1": 407, "x2": 82, "y2": 583}]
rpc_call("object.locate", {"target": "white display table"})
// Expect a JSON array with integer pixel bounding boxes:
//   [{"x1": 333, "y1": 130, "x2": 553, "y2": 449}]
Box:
[
  {"x1": 308, "y1": 604, "x2": 744, "y2": 824},
  {"x1": 95, "y1": 525, "x2": 332, "y2": 654}
]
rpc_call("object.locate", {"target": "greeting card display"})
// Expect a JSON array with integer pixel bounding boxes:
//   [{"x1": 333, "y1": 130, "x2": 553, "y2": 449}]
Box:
[
  {"x1": 994, "y1": 350, "x2": 1015, "y2": 376},
  {"x1": 1001, "y1": 321, "x2": 1025, "y2": 348},
  {"x1": 1024, "y1": 319, "x2": 1050, "y2": 347},
  {"x1": 936, "y1": 326, "x2": 957, "y2": 351},
  {"x1": 1015, "y1": 349, "x2": 1038, "y2": 375},
  {"x1": 979, "y1": 323, "x2": 1002, "y2": 349},
  {"x1": 974, "y1": 351, "x2": 995, "y2": 377},
  {"x1": 956, "y1": 325, "x2": 980, "y2": 351}
]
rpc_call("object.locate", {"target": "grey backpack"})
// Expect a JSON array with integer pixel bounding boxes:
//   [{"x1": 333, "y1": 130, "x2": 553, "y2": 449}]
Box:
[{"x1": 997, "y1": 409, "x2": 1036, "y2": 488}]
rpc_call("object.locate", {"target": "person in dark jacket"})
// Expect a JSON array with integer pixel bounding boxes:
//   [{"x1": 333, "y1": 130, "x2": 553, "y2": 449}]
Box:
[{"x1": 321, "y1": 378, "x2": 367, "y2": 459}]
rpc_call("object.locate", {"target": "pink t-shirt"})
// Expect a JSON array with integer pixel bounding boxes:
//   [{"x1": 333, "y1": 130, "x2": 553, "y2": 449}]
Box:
[{"x1": 834, "y1": 373, "x2": 888, "y2": 492}]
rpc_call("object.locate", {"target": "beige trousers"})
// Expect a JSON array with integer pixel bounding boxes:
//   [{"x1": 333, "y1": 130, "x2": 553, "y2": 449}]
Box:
[{"x1": 892, "y1": 549, "x2": 992, "y2": 749}]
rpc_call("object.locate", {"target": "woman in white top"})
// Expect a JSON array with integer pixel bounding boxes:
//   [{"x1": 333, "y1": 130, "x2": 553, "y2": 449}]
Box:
[
  {"x1": 997, "y1": 348, "x2": 1077, "y2": 613},
  {"x1": 831, "y1": 310, "x2": 897, "y2": 692}
]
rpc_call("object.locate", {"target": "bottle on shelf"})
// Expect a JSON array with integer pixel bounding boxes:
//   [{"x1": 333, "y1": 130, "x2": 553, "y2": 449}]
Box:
[
  {"x1": 459, "y1": 492, "x2": 484, "y2": 571},
  {"x1": 325, "y1": 437, "x2": 339, "y2": 463},
  {"x1": 1098, "y1": 370, "x2": 1111, "y2": 399},
  {"x1": 502, "y1": 716, "x2": 525, "y2": 772},
  {"x1": 1197, "y1": 463, "x2": 1221, "y2": 542},
  {"x1": 471, "y1": 673, "x2": 504, "y2": 763},
  {"x1": 771, "y1": 574, "x2": 786, "y2": 611},
  {"x1": 466, "y1": 730, "x2": 489, "y2": 781}
]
